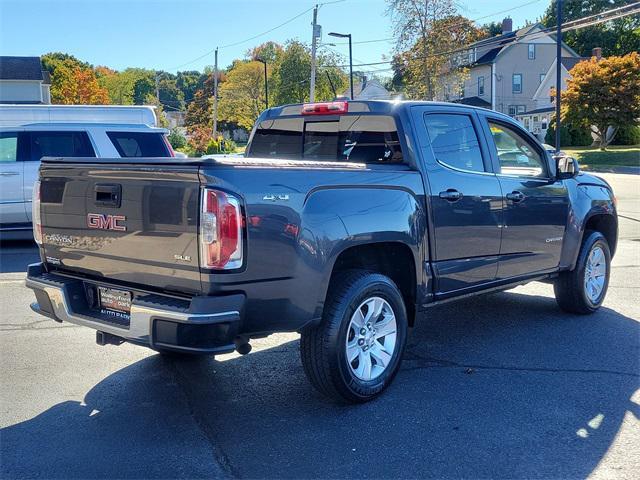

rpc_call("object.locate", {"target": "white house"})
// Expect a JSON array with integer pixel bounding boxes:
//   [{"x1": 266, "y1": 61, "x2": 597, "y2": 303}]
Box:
[
  {"x1": 0, "y1": 56, "x2": 51, "y2": 104},
  {"x1": 343, "y1": 77, "x2": 391, "y2": 100}
]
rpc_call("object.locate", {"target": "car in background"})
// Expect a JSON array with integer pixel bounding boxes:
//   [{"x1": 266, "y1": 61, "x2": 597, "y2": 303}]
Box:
[{"x1": 0, "y1": 105, "x2": 174, "y2": 240}]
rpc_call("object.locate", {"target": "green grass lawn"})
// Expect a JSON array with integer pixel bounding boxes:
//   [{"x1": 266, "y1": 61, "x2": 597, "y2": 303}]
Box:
[{"x1": 563, "y1": 145, "x2": 640, "y2": 170}]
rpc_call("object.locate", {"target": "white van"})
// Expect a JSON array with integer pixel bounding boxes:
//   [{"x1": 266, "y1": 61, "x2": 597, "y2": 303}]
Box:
[{"x1": 0, "y1": 105, "x2": 175, "y2": 239}]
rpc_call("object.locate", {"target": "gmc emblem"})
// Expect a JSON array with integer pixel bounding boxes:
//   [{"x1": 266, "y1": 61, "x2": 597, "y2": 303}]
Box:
[{"x1": 87, "y1": 213, "x2": 126, "y2": 231}]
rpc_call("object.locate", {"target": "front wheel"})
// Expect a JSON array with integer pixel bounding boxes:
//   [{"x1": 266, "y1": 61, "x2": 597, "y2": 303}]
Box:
[
  {"x1": 300, "y1": 270, "x2": 408, "y2": 403},
  {"x1": 554, "y1": 231, "x2": 611, "y2": 314}
]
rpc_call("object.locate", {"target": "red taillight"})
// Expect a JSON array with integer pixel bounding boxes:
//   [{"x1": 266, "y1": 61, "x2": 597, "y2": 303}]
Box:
[
  {"x1": 32, "y1": 180, "x2": 42, "y2": 244},
  {"x1": 301, "y1": 101, "x2": 348, "y2": 115},
  {"x1": 200, "y1": 189, "x2": 243, "y2": 269}
]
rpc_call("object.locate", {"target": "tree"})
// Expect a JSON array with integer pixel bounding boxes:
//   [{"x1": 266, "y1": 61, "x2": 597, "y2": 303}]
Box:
[
  {"x1": 480, "y1": 21, "x2": 503, "y2": 39},
  {"x1": 248, "y1": 41, "x2": 283, "y2": 64},
  {"x1": 176, "y1": 70, "x2": 205, "y2": 104},
  {"x1": 157, "y1": 77, "x2": 185, "y2": 110},
  {"x1": 218, "y1": 60, "x2": 266, "y2": 130},
  {"x1": 542, "y1": 0, "x2": 640, "y2": 57},
  {"x1": 271, "y1": 40, "x2": 346, "y2": 105},
  {"x1": 561, "y1": 52, "x2": 640, "y2": 148},
  {"x1": 386, "y1": 1, "x2": 483, "y2": 99},
  {"x1": 47, "y1": 59, "x2": 109, "y2": 105}
]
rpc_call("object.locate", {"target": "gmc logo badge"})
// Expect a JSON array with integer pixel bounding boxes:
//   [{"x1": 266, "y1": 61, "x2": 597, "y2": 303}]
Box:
[{"x1": 87, "y1": 213, "x2": 126, "y2": 231}]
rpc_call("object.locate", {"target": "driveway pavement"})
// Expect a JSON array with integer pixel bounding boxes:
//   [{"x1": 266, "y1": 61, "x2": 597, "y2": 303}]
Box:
[{"x1": 1, "y1": 173, "x2": 638, "y2": 479}]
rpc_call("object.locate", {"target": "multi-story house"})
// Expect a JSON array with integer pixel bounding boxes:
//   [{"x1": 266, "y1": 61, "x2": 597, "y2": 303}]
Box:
[
  {"x1": 437, "y1": 18, "x2": 581, "y2": 135},
  {"x1": 0, "y1": 56, "x2": 51, "y2": 105}
]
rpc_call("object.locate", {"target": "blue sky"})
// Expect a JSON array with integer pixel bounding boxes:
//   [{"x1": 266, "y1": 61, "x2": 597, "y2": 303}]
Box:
[{"x1": 0, "y1": 0, "x2": 550, "y2": 74}]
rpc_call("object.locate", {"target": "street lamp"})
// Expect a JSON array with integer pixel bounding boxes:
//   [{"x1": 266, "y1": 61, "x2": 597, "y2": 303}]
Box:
[
  {"x1": 256, "y1": 58, "x2": 269, "y2": 109},
  {"x1": 328, "y1": 32, "x2": 353, "y2": 100}
]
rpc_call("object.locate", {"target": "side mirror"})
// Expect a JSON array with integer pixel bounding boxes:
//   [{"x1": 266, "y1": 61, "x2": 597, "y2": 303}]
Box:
[{"x1": 555, "y1": 155, "x2": 580, "y2": 179}]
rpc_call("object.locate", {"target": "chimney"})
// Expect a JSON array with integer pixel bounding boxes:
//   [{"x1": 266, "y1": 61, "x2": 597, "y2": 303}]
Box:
[
  {"x1": 502, "y1": 17, "x2": 513, "y2": 34},
  {"x1": 592, "y1": 47, "x2": 602, "y2": 61}
]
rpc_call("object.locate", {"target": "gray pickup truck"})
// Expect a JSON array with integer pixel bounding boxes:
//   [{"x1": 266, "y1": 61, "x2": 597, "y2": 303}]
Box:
[{"x1": 26, "y1": 100, "x2": 617, "y2": 402}]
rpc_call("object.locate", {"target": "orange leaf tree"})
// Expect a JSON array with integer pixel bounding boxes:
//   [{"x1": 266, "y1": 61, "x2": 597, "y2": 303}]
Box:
[{"x1": 562, "y1": 52, "x2": 640, "y2": 149}]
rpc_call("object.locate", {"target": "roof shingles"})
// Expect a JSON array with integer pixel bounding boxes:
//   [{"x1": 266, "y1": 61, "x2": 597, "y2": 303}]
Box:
[{"x1": 0, "y1": 56, "x2": 44, "y2": 81}]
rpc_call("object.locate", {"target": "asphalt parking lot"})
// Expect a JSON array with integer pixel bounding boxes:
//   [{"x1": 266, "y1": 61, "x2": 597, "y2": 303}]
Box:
[{"x1": 1, "y1": 173, "x2": 638, "y2": 479}]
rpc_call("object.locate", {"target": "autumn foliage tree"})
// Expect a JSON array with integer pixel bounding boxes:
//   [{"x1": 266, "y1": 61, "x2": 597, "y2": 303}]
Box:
[
  {"x1": 561, "y1": 52, "x2": 640, "y2": 149},
  {"x1": 386, "y1": 1, "x2": 483, "y2": 99}
]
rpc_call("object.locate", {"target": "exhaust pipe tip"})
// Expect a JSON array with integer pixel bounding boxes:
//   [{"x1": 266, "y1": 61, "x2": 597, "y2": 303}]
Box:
[{"x1": 234, "y1": 337, "x2": 252, "y2": 355}]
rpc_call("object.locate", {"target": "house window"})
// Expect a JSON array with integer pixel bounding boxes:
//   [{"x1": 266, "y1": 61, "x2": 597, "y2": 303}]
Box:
[
  {"x1": 468, "y1": 49, "x2": 474, "y2": 64},
  {"x1": 512, "y1": 74, "x2": 522, "y2": 94},
  {"x1": 540, "y1": 73, "x2": 545, "y2": 84},
  {"x1": 533, "y1": 116, "x2": 539, "y2": 122},
  {"x1": 508, "y1": 105, "x2": 526, "y2": 116},
  {"x1": 528, "y1": 44, "x2": 536, "y2": 60},
  {"x1": 478, "y1": 76, "x2": 485, "y2": 96}
]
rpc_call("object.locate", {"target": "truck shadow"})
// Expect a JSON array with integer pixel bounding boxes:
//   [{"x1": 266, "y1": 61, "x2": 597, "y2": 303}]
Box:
[
  {"x1": 0, "y1": 239, "x2": 39, "y2": 273},
  {"x1": 2, "y1": 291, "x2": 638, "y2": 479}
]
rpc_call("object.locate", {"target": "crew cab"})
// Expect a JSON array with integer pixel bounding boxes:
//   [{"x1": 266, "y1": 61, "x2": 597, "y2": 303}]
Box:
[
  {"x1": 0, "y1": 105, "x2": 173, "y2": 239},
  {"x1": 26, "y1": 101, "x2": 617, "y2": 403}
]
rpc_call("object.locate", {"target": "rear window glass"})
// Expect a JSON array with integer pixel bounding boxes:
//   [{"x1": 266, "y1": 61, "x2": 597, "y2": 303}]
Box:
[
  {"x1": 247, "y1": 115, "x2": 403, "y2": 164},
  {"x1": 29, "y1": 131, "x2": 95, "y2": 161},
  {"x1": 107, "y1": 132, "x2": 170, "y2": 157}
]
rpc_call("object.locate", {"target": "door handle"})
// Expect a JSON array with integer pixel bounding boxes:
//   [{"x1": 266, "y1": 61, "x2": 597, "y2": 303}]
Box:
[
  {"x1": 94, "y1": 183, "x2": 122, "y2": 208},
  {"x1": 0, "y1": 172, "x2": 20, "y2": 176},
  {"x1": 506, "y1": 191, "x2": 525, "y2": 203},
  {"x1": 439, "y1": 189, "x2": 463, "y2": 202}
]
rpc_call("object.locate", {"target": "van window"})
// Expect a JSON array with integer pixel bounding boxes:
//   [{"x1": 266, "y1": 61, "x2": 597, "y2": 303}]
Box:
[
  {"x1": 29, "y1": 131, "x2": 95, "y2": 161},
  {"x1": 107, "y1": 131, "x2": 170, "y2": 157},
  {"x1": 0, "y1": 133, "x2": 18, "y2": 163},
  {"x1": 247, "y1": 115, "x2": 403, "y2": 164},
  {"x1": 424, "y1": 114, "x2": 485, "y2": 173}
]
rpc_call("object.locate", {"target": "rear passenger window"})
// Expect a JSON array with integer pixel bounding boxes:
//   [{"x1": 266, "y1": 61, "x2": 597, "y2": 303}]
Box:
[
  {"x1": 424, "y1": 114, "x2": 485, "y2": 173},
  {"x1": 107, "y1": 132, "x2": 170, "y2": 157},
  {"x1": 29, "y1": 131, "x2": 95, "y2": 161}
]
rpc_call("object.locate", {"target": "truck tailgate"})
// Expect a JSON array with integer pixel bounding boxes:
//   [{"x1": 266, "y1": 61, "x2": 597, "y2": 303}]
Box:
[{"x1": 39, "y1": 163, "x2": 202, "y2": 295}]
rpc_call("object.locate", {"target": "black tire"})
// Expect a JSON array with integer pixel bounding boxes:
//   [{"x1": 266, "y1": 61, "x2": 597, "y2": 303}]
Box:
[
  {"x1": 554, "y1": 231, "x2": 611, "y2": 314},
  {"x1": 300, "y1": 270, "x2": 408, "y2": 403}
]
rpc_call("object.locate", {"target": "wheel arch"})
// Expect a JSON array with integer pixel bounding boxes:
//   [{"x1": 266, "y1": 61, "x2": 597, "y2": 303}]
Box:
[{"x1": 323, "y1": 241, "x2": 419, "y2": 326}]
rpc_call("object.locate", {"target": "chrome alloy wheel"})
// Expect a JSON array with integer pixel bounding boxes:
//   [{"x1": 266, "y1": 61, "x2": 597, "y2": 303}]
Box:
[
  {"x1": 345, "y1": 296, "x2": 398, "y2": 381},
  {"x1": 584, "y1": 245, "x2": 607, "y2": 303}
]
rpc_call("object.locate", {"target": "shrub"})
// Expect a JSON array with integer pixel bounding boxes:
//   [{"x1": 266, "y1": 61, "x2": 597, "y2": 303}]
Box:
[
  {"x1": 611, "y1": 125, "x2": 640, "y2": 145},
  {"x1": 545, "y1": 118, "x2": 592, "y2": 147},
  {"x1": 167, "y1": 128, "x2": 186, "y2": 150},
  {"x1": 186, "y1": 125, "x2": 211, "y2": 156}
]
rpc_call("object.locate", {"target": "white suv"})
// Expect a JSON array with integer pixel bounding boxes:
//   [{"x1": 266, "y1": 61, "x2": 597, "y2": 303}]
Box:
[{"x1": 0, "y1": 105, "x2": 174, "y2": 239}]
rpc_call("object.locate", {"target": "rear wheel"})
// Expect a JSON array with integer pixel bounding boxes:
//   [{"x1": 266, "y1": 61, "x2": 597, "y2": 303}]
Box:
[
  {"x1": 554, "y1": 231, "x2": 611, "y2": 314},
  {"x1": 300, "y1": 270, "x2": 408, "y2": 403}
]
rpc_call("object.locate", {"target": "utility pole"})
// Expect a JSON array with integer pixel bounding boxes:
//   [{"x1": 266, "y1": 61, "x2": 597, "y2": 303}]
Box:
[
  {"x1": 155, "y1": 73, "x2": 160, "y2": 106},
  {"x1": 555, "y1": 0, "x2": 563, "y2": 154},
  {"x1": 213, "y1": 47, "x2": 219, "y2": 138},
  {"x1": 309, "y1": 4, "x2": 319, "y2": 102}
]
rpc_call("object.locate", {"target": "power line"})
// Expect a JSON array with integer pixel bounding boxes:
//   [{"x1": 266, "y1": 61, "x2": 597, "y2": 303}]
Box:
[{"x1": 166, "y1": 1, "x2": 346, "y2": 72}]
